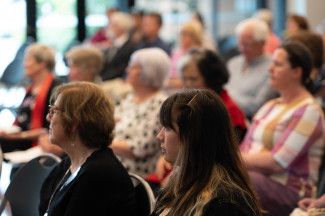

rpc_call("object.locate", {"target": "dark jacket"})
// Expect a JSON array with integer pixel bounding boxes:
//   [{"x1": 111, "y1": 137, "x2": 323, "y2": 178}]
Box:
[
  {"x1": 39, "y1": 147, "x2": 137, "y2": 216},
  {"x1": 100, "y1": 39, "x2": 136, "y2": 81}
]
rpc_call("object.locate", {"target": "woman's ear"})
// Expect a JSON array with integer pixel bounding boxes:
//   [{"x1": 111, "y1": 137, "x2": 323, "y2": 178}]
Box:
[{"x1": 292, "y1": 67, "x2": 303, "y2": 80}]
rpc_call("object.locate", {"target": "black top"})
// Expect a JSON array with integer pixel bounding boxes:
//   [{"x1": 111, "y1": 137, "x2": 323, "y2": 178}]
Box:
[
  {"x1": 0, "y1": 78, "x2": 61, "y2": 152},
  {"x1": 203, "y1": 194, "x2": 257, "y2": 216},
  {"x1": 16, "y1": 78, "x2": 61, "y2": 131},
  {"x1": 152, "y1": 189, "x2": 259, "y2": 216},
  {"x1": 100, "y1": 39, "x2": 136, "y2": 81},
  {"x1": 39, "y1": 147, "x2": 137, "y2": 216}
]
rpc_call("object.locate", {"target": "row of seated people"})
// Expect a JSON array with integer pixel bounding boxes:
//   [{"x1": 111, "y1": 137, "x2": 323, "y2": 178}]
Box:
[
  {"x1": 1, "y1": 40, "x2": 325, "y2": 215},
  {"x1": 1, "y1": 11, "x2": 325, "y2": 216}
]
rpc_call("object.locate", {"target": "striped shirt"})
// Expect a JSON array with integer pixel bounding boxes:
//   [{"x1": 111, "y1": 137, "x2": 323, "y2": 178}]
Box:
[{"x1": 241, "y1": 96, "x2": 325, "y2": 195}]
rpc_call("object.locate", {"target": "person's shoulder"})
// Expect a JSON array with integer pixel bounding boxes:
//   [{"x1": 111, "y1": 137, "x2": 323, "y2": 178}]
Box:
[
  {"x1": 204, "y1": 191, "x2": 258, "y2": 216},
  {"x1": 84, "y1": 148, "x2": 128, "y2": 174}
]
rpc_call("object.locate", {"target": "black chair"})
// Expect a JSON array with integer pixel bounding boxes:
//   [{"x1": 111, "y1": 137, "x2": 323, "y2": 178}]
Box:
[
  {"x1": 0, "y1": 154, "x2": 60, "y2": 216},
  {"x1": 0, "y1": 37, "x2": 34, "y2": 86},
  {"x1": 129, "y1": 173, "x2": 156, "y2": 216}
]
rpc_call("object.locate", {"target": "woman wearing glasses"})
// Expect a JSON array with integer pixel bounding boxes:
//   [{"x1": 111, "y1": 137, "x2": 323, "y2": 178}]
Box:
[{"x1": 39, "y1": 82, "x2": 136, "y2": 215}]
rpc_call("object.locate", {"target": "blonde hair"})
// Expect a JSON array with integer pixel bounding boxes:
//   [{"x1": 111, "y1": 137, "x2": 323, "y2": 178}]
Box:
[
  {"x1": 180, "y1": 20, "x2": 203, "y2": 46},
  {"x1": 25, "y1": 43, "x2": 56, "y2": 71},
  {"x1": 66, "y1": 45, "x2": 104, "y2": 76}
]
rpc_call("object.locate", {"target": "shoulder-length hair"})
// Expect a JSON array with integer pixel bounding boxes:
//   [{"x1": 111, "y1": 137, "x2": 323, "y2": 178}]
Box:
[
  {"x1": 50, "y1": 82, "x2": 115, "y2": 149},
  {"x1": 155, "y1": 89, "x2": 261, "y2": 216}
]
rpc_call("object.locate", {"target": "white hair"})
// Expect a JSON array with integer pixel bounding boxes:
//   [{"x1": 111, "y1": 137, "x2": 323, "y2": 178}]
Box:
[
  {"x1": 235, "y1": 18, "x2": 269, "y2": 42},
  {"x1": 110, "y1": 12, "x2": 134, "y2": 32},
  {"x1": 129, "y1": 48, "x2": 170, "y2": 89}
]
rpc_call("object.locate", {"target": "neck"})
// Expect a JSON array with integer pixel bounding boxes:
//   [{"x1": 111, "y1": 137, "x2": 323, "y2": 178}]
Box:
[
  {"x1": 281, "y1": 85, "x2": 310, "y2": 103},
  {"x1": 65, "y1": 139, "x2": 97, "y2": 173},
  {"x1": 31, "y1": 71, "x2": 50, "y2": 90},
  {"x1": 133, "y1": 86, "x2": 158, "y2": 103}
]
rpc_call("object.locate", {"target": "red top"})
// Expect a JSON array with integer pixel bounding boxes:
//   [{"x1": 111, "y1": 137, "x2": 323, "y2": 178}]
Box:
[{"x1": 219, "y1": 90, "x2": 247, "y2": 130}]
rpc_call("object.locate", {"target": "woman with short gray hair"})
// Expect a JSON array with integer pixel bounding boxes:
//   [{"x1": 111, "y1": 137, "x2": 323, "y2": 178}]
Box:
[{"x1": 111, "y1": 48, "x2": 169, "y2": 177}]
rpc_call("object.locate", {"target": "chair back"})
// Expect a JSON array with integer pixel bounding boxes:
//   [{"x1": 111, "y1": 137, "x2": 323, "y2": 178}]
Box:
[
  {"x1": 129, "y1": 173, "x2": 156, "y2": 216},
  {"x1": 0, "y1": 154, "x2": 60, "y2": 216}
]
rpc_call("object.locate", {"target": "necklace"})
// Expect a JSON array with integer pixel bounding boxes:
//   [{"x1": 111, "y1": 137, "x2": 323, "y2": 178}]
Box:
[{"x1": 44, "y1": 168, "x2": 71, "y2": 216}]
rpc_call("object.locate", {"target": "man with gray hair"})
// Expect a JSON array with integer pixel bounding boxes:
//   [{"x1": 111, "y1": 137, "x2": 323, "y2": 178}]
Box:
[{"x1": 226, "y1": 18, "x2": 277, "y2": 119}]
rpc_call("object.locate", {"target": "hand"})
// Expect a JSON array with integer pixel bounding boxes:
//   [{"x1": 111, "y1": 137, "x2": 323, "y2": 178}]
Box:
[
  {"x1": 298, "y1": 197, "x2": 315, "y2": 210},
  {"x1": 313, "y1": 195, "x2": 325, "y2": 209}
]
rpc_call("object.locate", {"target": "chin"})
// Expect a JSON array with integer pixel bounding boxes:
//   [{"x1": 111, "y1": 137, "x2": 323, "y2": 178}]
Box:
[{"x1": 164, "y1": 156, "x2": 175, "y2": 164}]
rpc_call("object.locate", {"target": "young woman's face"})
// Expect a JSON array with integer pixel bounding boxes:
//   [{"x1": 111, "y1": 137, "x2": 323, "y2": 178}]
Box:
[{"x1": 157, "y1": 124, "x2": 181, "y2": 164}]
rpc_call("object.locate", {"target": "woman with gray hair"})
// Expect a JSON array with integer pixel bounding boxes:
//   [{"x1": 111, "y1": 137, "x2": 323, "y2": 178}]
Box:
[{"x1": 111, "y1": 48, "x2": 169, "y2": 177}]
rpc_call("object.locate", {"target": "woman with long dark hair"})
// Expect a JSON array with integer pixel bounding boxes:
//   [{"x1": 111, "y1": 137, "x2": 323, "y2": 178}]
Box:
[{"x1": 153, "y1": 89, "x2": 261, "y2": 216}]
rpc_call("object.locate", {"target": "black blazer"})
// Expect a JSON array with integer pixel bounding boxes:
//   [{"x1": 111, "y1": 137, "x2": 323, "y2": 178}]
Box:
[
  {"x1": 100, "y1": 39, "x2": 136, "y2": 81},
  {"x1": 39, "y1": 147, "x2": 137, "y2": 216}
]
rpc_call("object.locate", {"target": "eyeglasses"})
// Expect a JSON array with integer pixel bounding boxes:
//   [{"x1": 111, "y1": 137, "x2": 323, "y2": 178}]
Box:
[{"x1": 48, "y1": 105, "x2": 64, "y2": 117}]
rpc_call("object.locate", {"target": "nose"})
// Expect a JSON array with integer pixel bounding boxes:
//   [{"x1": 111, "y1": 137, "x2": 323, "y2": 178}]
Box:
[
  {"x1": 156, "y1": 128, "x2": 164, "y2": 141},
  {"x1": 46, "y1": 113, "x2": 52, "y2": 122}
]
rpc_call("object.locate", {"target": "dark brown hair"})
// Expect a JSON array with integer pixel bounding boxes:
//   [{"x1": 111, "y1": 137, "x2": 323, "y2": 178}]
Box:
[
  {"x1": 181, "y1": 48, "x2": 229, "y2": 93},
  {"x1": 281, "y1": 41, "x2": 314, "y2": 91},
  {"x1": 155, "y1": 89, "x2": 261, "y2": 215},
  {"x1": 288, "y1": 14, "x2": 310, "y2": 31}
]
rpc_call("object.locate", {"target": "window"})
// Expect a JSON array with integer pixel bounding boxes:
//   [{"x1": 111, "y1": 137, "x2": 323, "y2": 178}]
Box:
[{"x1": 0, "y1": 0, "x2": 26, "y2": 78}]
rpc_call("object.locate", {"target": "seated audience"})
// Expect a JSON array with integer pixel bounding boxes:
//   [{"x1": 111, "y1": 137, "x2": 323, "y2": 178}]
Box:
[
  {"x1": 100, "y1": 12, "x2": 136, "y2": 80},
  {"x1": 226, "y1": 18, "x2": 277, "y2": 119},
  {"x1": 149, "y1": 48, "x2": 248, "y2": 189},
  {"x1": 0, "y1": 43, "x2": 61, "y2": 152},
  {"x1": 39, "y1": 82, "x2": 136, "y2": 215},
  {"x1": 38, "y1": 45, "x2": 104, "y2": 157},
  {"x1": 136, "y1": 12, "x2": 171, "y2": 55},
  {"x1": 152, "y1": 89, "x2": 262, "y2": 216},
  {"x1": 181, "y1": 48, "x2": 247, "y2": 141},
  {"x1": 111, "y1": 48, "x2": 169, "y2": 177},
  {"x1": 241, "y1": 41, "x2": 325, "y2": 216}
]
